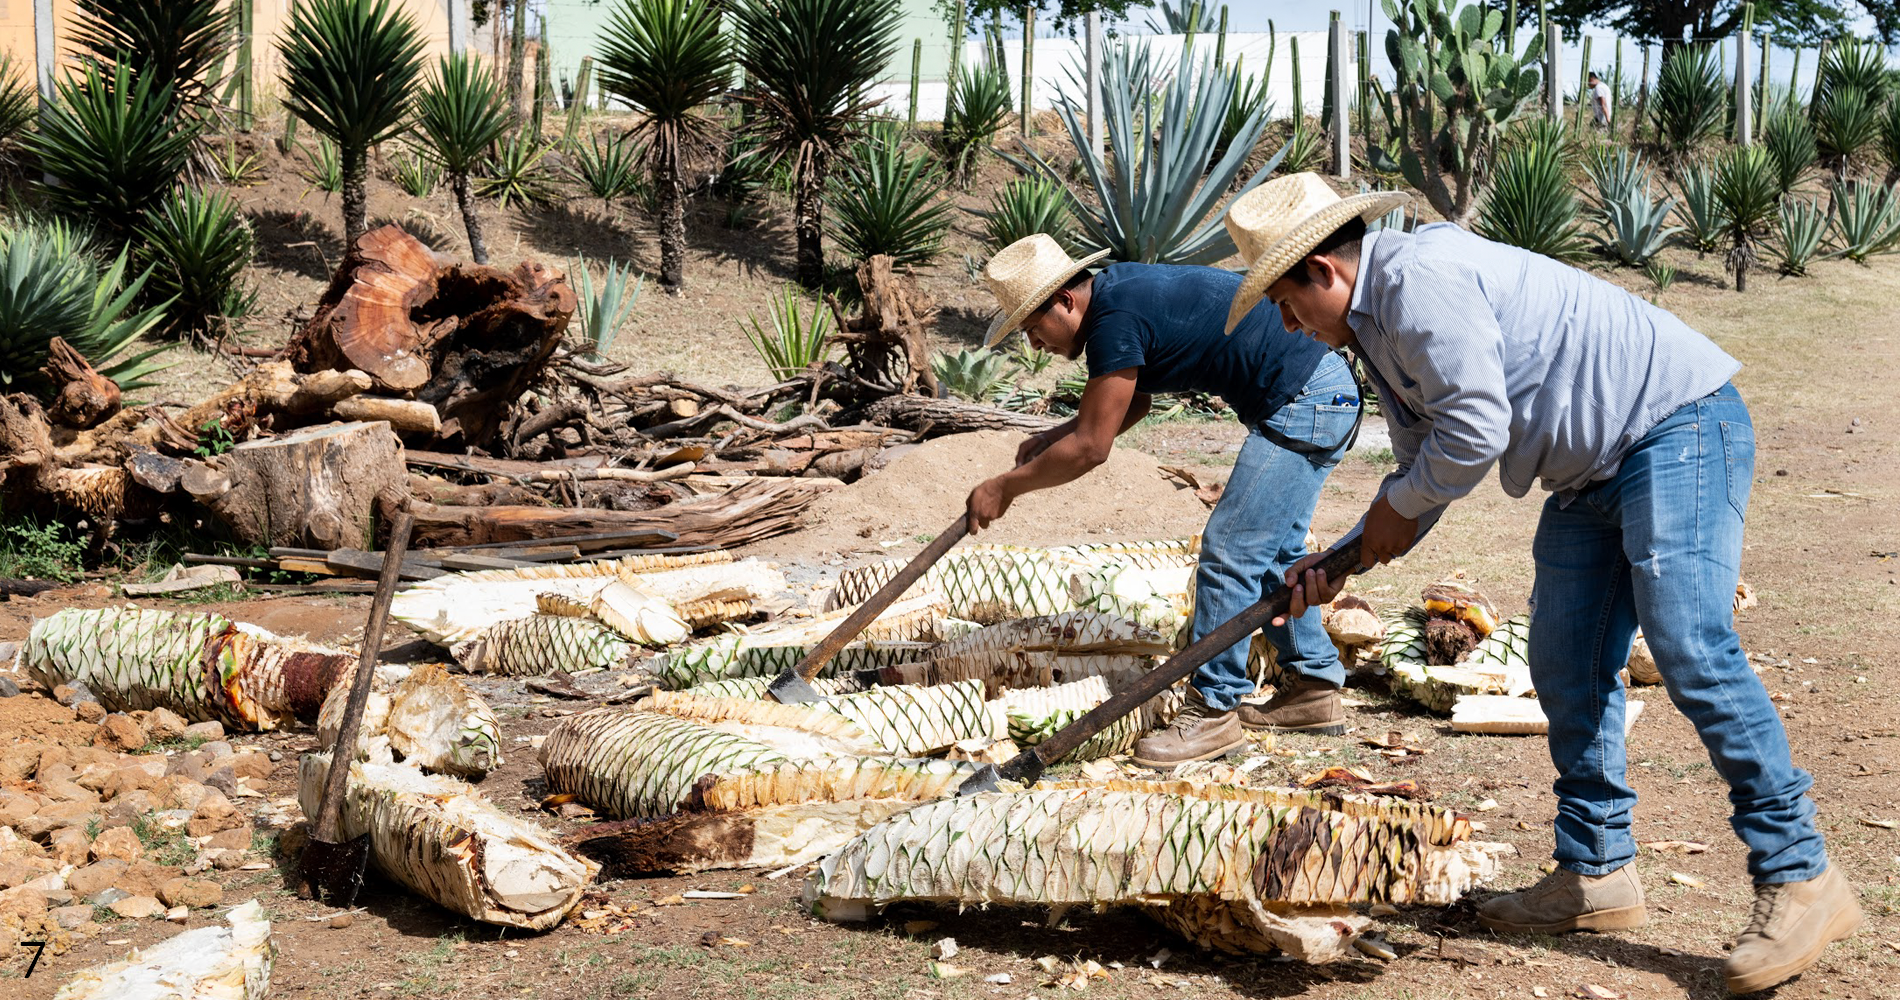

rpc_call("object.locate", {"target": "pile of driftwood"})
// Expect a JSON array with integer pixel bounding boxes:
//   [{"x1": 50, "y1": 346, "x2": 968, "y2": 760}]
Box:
[{"x1": 0, "y1": 226, "x2": 1048, "y2": 572}]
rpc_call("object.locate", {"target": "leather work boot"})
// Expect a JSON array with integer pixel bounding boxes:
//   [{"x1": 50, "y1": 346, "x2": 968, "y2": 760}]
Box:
[
  {"x1": 1130, "y1": 699, "x2": 1244, "y2": 768},
  {"x1": 1477, "y1": 865, "x2": 1647, "y2": 934},
  {"x1": 1235, "y1": 676, "x2": 1346, "y2": 735},
  {"x1": 1723, "y1": 866, "x2": 1862, "y2": 994}
]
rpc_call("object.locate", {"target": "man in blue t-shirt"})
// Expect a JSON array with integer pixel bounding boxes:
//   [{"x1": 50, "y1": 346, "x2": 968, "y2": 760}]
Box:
[{"x1": 964, "y1": 233, "x2": 1364, "y2": 766}]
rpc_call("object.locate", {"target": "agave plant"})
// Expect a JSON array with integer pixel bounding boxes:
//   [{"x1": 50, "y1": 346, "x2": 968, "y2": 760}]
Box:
[
  {"x1": 742, "y1": 285, "x2": 833, "y2": 380},
  {"x1": 0, "y1": 54, "x2": 36, "y2": 149},
  {"x1": 300, "y1": 138, "x2": 343, "y2": 194},
  {"x1": 414, "y1": 52, "x2": 510, "y2": 263},
  {"x1": 827, "y1": 137, "x2": 952, "y2": 267},
  {"x1": 1673, "y1": 160, "x2": 1729, "y2": 254},
  {"x1": 1826, "y1": 179, "x2": 1900, "y2": 262},
  {"x1": 570, "y1": 129, "x2": 645, "y2": 203},
  {"x1": 1586, "y1": 151, "x2": 1679, "y2": 267},
  {"x1": 211, "y1": 138, "x2": 262, "y2": 186},
  {"x1": 1650, "y1": 43, "x2": 1727, "y2": 158},
  {"x1": 1643, "y1": 257, "x2": 1677, "y2": 292},
  {"x1": 940, "y1": 63, "x2": 1012, "y2": 187},
  {"x1": 1474, "y1": 120, "x2": 1588, "y2": 263},
  {"x1": 596, "y1": 0, "x2": 732, "y2": 290},
  {"x1": 1772, "y1": 197, "x2": 1827, "y2": 276},
  {"x1": 970, "y1": 177, "x2": 1073, "y2": 253},
  {"x1": 1278, "y1": 122, "x2": 1329, "y2": 175},
  {"x1": 27, "y1": 64, "x2": 199, "y2": 241},
  {"x1": 1145, "y1": 0, "x2": 1218, "y2": 33},
  {"x1": 133, "y1": 188, "x2": 257, "y2": 340},
  {"x1": 391, "y1": 149, "x2": 441, "y2": 197},
  {"x1": 479, "y1": 131, "x2": 557, "y2": 209},
  {"x1": 1814, "y1": 85, "x2": 1882, "y2": 180},
  {"x1": 735, "y1": 0, "x2": 904, "y2": 287},
  {"x1": 931, "y1": 347, "x2": 1014, "y2": 402},
  {"x1": 1215, "y1": 70, "x2": 1273, "y2": 167},
  {"x1": 278, "y1": 0, "x2": 427, "y2": 249},
  {"x1": 1763, "y1": 111, "x2": 1817, "y2": 194},
  {"x1": 70, "y1": 0, "x2": 235, "y2": 117},
  {"x1": 1884, "y1": 99, "x2": 1900, "y2": 188},
  {"x1": 571, "y1": 256, "x2": 644, "y2": 361},
  {"x1": 1013, "y1": 41, "x2": 1279, "y2": 265},
  {"x1": 1711, "y1": 145, "x2": 1782, "y2": 291},
  {"x1": 0, "y1": 221, "x2": 169, "y2": 392}
]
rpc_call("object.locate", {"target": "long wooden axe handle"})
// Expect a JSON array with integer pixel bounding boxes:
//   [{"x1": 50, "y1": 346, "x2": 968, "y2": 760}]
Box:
[
  {"x1": 960, "y1": 540, "x2": 1367, "y2": 794},
  {"x1": 767, "y1": 513, "x2": 971, "y2": 703},
  {"x1": 310, "y1": 511, "x2": 414, "y2": 841}
]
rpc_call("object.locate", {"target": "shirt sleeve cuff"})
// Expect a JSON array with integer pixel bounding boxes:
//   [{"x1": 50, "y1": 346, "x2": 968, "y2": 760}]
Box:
[{"x1": 1382, "y1": 480, "x2": 1437, "y2": 521}]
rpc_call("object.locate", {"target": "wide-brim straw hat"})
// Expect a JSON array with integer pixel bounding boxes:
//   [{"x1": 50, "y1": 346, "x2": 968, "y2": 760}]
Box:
[
  {"x1": 981, "y1": 233, "x2": 1112, "y2": 347},
  {"x1": 1223, "y1": 173, "x2": 1410, "y2": 334}
]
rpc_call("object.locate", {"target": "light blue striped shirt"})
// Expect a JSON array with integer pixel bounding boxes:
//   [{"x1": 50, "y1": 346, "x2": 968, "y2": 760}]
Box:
[{"x1": 1347, "y1": 224, "x2": 1741, "y2": 521}]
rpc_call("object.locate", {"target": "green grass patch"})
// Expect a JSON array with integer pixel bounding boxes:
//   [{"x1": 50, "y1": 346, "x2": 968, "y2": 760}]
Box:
[
  {"x1": 0, "y1": 517, "x2": 86, "y2": 582},
  {"x1": 131, "y1": 812, "x2": 197, "y2": 866}
]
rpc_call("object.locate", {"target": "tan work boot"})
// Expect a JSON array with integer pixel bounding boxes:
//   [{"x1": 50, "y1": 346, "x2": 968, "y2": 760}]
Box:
[
  {"x1": 1477, "y1": 865, "x2": 1647, "y2": 934},
  {"x1": 1130, "y1": 699, "x2": 1244, "y2": 768},
  {"x1": 1723, "y1": 866, "x2": 1862, "y2": 994},
  {"x1": 1235, "y1": 676, "x2": 1346, "y2": 735}
]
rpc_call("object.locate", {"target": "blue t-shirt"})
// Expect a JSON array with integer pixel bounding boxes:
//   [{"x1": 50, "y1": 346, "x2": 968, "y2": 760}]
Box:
[{"x1": 1081, "y1": 262, "x2": 1329, "y2": 427}]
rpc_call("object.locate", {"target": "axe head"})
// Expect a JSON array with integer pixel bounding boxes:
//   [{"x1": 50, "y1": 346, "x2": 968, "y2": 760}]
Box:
[
  {"x1": 766, "y1": 672, "x2": 826, "y2": 705},
  {"x1": 956, "y1": 764, "x2": 1003, "y2": 796}
]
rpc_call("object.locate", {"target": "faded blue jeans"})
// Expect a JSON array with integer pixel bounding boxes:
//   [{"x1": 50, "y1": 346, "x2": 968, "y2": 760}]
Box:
[
  {"x1": 1530, "y1": 384, "x2": 1829, "y2": 884},
  {"x1": 1193, "y1": 350, "x2": 1360, "y2": 710}
]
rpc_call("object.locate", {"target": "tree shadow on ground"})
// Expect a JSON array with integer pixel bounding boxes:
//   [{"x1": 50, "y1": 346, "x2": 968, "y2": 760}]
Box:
[
  {"x1": 247, "y1": 207, "x2": 343, "y2": 281},
  {"x1": 934, "y1": 303, "x2": 994, "y2": 350},
  {"x1": 521, "y1": 201, "x2": 644, "y2": 270}
]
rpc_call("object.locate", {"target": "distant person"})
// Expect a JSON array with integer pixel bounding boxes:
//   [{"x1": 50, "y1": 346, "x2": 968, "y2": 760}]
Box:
[
  {"x1": 1589, "y1": 70, "x2": 1612, "y2": 127},
  {"x1": 966, "y1": 229, "x2": 1398, "y2": 766},
  {"x1": 1227, "y1": 172, "x2": 1858, "y2": 996}
]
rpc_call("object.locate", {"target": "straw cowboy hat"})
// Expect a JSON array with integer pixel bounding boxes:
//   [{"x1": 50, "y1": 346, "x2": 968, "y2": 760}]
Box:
[
  {"x1": 1222, "y1": 173, "x2": 1409, "y2": 334},
  {"x1": 981, "y1": 233, "x2": 1111, "y2": 347}
]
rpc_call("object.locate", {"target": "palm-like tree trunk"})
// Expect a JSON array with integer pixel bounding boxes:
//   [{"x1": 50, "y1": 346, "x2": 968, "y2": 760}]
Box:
[
  {"x1": 342, "y1": 147, "x2": 370, "y2": 251},
  {"x1": 658, "y1": 160, "x2": 686, "y2": 290},
  {"x1": 794, "y1": 146, "x2": 828, "y2": 287},
  {"x1": 453, "y1": 171, "x2": 489, "y2": 264}
]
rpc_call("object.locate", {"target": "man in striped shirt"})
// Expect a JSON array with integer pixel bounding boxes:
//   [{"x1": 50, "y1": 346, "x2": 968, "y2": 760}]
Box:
[{"x1": 1223, "y1": 173, "x2": 1857, "y2": 995}]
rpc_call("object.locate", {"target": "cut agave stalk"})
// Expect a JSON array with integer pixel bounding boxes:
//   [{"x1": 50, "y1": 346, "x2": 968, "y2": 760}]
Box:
[
  {"x1": 543, "y1": 707, "x2": 979, "y2": 874},
  {"x1": 994, "y1": 676, "x2": 1183, "y2": 762},
  {"x1": 452, "y1": 613, "x2": 635, "y2": 676},
  {"x1": 869, "y1": 610, "x2": 1170, "y2": 696},
  {"x1": 644, "y1": 690, "x2": 883, "y2": 757},
  {"x1": 299, "y1": 754, "x2": 595, "y2": 930},
  {"x1": 1069, "y1": 561, "x2": 1196, "y2": 636},
  {"x1": 318, "y1": 662, "x2": 503, "y2": 777},
  {"x1": 805, "y1": 785, "x2": 1509, "y2": 963},
  {"x1": 21, "y1": 607, "x2": 353, "y2": 730},
  {"x1": 816, "y1": 680, "x2": 1004, "y2": 757},
  {"x1": 391, "y1": 550, "x2": 778, "y2": 645},
  {"x1": 647, "y1": 592, "x2": 945, "y2": 689},
  {"x1": 682, "y1": 674, "x2": 865, "y2": 700},
  {"x1": 674, "y1": 597, "x2": 755, "y2": 630},
  {"x1": 54, "y1": 899, "x2": 273, "y2": 999},
  {"x1": 826, "y1": 541, "x2": 1199, "y2": 623},
  {"x1": 1377, "y1": 606, "x2": 1427, "y2": 672},
  {"x1": 542, "y1": 580, "x2": 690, "y2": 646},
  {"x1": 1464, "y1": 614, "x2": 1530, "y2": 670}
]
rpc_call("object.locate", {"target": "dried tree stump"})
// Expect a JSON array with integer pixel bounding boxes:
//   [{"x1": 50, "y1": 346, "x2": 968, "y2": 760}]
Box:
[
  {"x1": 201, "y1": 421, "x2": 406, "y2": 550},
  {"x1": 40, "y1": 337, "x2": 121, "y2": 430},
  {"x1": 862, "y1": 395, "x2": 1059, "y2": 436}
]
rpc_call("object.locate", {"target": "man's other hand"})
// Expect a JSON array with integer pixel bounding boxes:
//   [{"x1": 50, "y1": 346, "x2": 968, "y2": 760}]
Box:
[
  {"x1": 1361, "y1": 495, "x2": 1418, "y2": 566},
  {"x1": 966, "y1": 477, "x2": 1013, "y2": 532}
]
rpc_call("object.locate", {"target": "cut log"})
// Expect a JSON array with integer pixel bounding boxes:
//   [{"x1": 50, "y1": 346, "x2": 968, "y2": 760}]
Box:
[
  {"x1": 829, "y1": 255, "x2": 939, "y2": 395},
  {"x1": 405, "y1": 477, "x2": 821, "y2": 549},
  {"x1": 332, "y1": 395, "x2": 443, "y2": 435},
  {"x1": 123, "y1": 362, "x2": 374, "y2": 458},
  {"x1": 0, "y1": 393, "x2": 132, "y2": 537},
  {"x1": 40, "y1": 337, "x2": 120, "y2": 429},
  {"x1": 862, "y1": 395, "x2": 1060, "y2": 436},
  {"x1": 407, "y1": 472, "x2": 546, "y2": 508},
  {"x1": 285, "y1": 225, "x2": 576, "y2": 449},
  {"x1": 201, "y1": 421, "x2": 407, "y2": 550}
]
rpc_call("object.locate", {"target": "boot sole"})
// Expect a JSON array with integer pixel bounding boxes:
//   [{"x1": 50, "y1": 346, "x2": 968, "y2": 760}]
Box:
[
  {"x1": 1723, "y1": 900, "x2": 1863, "y2": 995},
  {"x1": 1477, "y1": 904, "x2": 1648, "y2": 935},
  {"x1": 1240, "y1": 720, "x2": 1347, "y2": 736},
  {"x1": 1130, "y1": 738, "x2": 1246, "y2": 769}
]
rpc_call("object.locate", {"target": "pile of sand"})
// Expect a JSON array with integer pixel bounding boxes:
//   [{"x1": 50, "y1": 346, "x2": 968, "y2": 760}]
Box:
[{"x1": 749, "y1": 431, "x2": 1212, "y2": 561}]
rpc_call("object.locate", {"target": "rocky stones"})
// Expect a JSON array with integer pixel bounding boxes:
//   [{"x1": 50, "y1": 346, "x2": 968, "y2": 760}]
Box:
[
  {"x1": 145, "y1": 707, "x2": 188, "y2": 742},
  {"x1": 48, "y1": 826, "x2": 90, "y2": 866},
  {"x1": 0, "y1": 789, "x2": 39, "y2": 828},
  {"x1": 231, "y1": 752, "x2": 273, "y2": 782},
  {"x1": 51, "y1": 903, "x2": 93, "y2": 929},
  {"x1": 92, "y1": 713, "x2": 146, "y2": 753},
  {"x1": 90, "y1": 826, "x2": 143, "y2": 864},
  {"x1": 0, "y1": 883, "x2": 48, "y2": 921},
  {"x1": 75, "y1": 701, "x2": 106, "y2": 723},
  {"x1": 183, "y1": 721, "x2": 224, "y2": 741},
  {"x1": 67, "y1": 860, "x2": 126, "y2": 896},
  {"x1": 186, "y1": 790, "x2": 244, "y2": 838},
  {"x1": 16, "y1": 800, "x2": 97, "y2": 840},
  {"x1": 158, "y1": 877, "x2": 222, "y2": 909},
  {"x1": 0, "y1": 676, "x2": 20, "y2": 698},
  {"x1": 0, "y1": 744, "x2": 41, "y2": 784},
  {"x1": 204, "y1": 825, "x2": 255, "y2": 853},
  {"x1": 108, "y1": 894, "x2": 166, "y2": 919}
]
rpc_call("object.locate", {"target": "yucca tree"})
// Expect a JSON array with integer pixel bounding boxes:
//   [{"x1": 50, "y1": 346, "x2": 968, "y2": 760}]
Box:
[
  {"x1": 279, "y1": 0, "x2": 427, "y2": 250},
  {"x1": 71, "y1": 0, "x2": 234, "y2": 117},
  {"x1": 27, "y1": 64, "x2": 200, "y2": 242},
  {"x1": 1712, "y1": 145, "x2": 1781, "y2": 292},
  {"x1": 414, "y1": 53, "x2": 510, "y2": 264},
  {"x1": 596, "y1": 0, "x2": 732, "y2": 291},
  {"x1": 1650, "y1": 43, "x2": 1727, "y2": 160},
  {"x1": 0, "y1": 54, "x2": 32, "y2": 149},
  {"x1": 734, "y1": 0, "x2": 903, "y2": 287}
]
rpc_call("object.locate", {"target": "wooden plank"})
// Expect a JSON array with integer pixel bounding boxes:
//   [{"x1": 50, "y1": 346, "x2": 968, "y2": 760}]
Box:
[
  {"x1": 404, "y1": 449, "x2": 606, "y2": 478},
  {"x1": 325, "y1": 548, "x2": 447, "y2": 581},
  {"x1": 433, "y1": 554, "x2": 542, "y2": 572},
  {"x1": 275, "y1": 558, "x2": 339, "y2": 576},
  {"x1": 447, "y1": 528, "x2": 679, "y2": 552},
  {"x1": 181, "y1": 554, "x2": 278, "y2": 571},
  {"x1": 248, "y1": 581, "x2": 379, "y2": 595}
]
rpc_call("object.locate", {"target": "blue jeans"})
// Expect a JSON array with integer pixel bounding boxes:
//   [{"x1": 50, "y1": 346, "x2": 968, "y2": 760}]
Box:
[
  {"x1": 1530, "y1": 384, "x2": 1828, "y2": 884},
  {"x1": 1193, "y1": 351, "x2": 1359, "y2": 710}
]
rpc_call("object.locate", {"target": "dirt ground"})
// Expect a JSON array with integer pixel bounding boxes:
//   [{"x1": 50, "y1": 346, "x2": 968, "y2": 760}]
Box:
[{"x1": 7, "y1": 122, "x2": 1900, "y2": 998}]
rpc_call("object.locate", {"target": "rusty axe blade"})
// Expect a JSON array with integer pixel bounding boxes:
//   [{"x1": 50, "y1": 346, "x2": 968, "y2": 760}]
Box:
[
  {"x1": 956, "y1": 541, "x2": 1368, "y2": 796},
  {"x1": 766, "y1": 513, "x2": 971, "y2": 704}
]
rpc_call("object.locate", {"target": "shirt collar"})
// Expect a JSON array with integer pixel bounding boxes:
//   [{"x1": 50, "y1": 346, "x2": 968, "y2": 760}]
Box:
[{"x1": 1346, "y1": 228, "x2": 1384, "y2": 334}]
